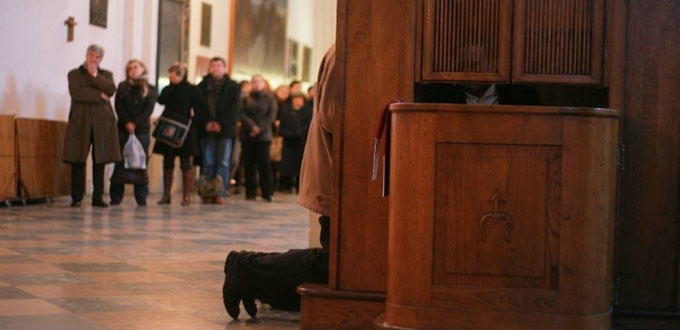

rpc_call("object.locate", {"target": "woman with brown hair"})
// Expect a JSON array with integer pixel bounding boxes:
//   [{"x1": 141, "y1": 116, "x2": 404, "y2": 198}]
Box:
[
  {"x1": 110, "y1": 59, "x2": 156, "y2": 206},
  {"x1": 153, "y1": 62, "x2": 207, "y2": 205}
]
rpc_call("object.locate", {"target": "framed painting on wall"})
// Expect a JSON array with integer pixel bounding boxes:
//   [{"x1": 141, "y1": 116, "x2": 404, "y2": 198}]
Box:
[
  {"x1": 230, "y1": 0, "x2": 288, "y2": 82},
  {"x1": 200, "y1": 2, "x2": 212, "y2": 47},
  {"x1": 90, "y1": 0, "x2": 108, "y2": 28},
  {"x1": 302, "y1": 45, "x2": 312, "y2": 82},
  {"x1": 156, "y1": 0, "x2": 190, "y2": 92},
  {"x1": 288, "y1": 39, "x2": 299, "y2": 79}
]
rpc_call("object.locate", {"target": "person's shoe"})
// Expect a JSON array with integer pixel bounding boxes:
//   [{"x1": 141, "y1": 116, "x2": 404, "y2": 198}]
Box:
[
  {"x1": 92, "y1": 199, "x2": 108, "y2": 208},
  {"x1": 263, "y1": 196, "x2": 273, "y2": 203},
  {"x1": 137, "y1": 201, "x2": 147, "y2": 206},
  {"x1": 157, "y1": 195, "x2": 171, "y2": 205},
  {"x1": 223, "y1": 251, "x2": 243, "y2": 319},
  {"x1": 110, "y1": 200, "x2": 121, "y2": 206},
  {"x1": 70, "y1": 200, "x2": 81, "y2": 208},
  {"x1": 245, "y1": 195, "x2": 256, "y2": 201},
  {"x1": 214, "y1": 196, "x2": 224, "y2": 205}
]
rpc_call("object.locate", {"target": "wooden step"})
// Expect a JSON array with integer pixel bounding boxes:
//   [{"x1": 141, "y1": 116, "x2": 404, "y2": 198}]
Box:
[{"x1": 298, "y1": 283, "x2": 386, "y2": 330}]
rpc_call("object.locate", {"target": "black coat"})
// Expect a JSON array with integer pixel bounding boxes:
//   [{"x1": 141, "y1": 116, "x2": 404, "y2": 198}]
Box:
[
  {"x1": 280, "y1": 102, "x2": 313, "y2": 141},
  {"x1": 240, "y1": 91, "x2": 278, "y2": 142},
  {"x1": 279, "y1": 102, "x2": 313, "y2": 177},
  {"x1": 115, "y1": 81, "x2": 157, "y2": 134},
  {"x1": 152, "y1": 80, "x2": 207, "y2": 157},
  {"x1": 196, "y1": 74, "x2": 241, "y2": 139}
]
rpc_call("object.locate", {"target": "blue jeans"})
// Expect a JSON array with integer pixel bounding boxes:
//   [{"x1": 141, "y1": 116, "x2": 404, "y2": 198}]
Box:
[{"x1": 201, "y1": 136, "x2": 232, "y2": 197}]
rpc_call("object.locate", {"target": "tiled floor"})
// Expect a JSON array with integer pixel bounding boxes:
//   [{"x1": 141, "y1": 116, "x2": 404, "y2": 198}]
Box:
[
  {"x1": 2, "y1": 194, "x2": 679, "y2": 330},
  {"x1": 0, "y1": 194, "x2": 307, "y2": 330}
]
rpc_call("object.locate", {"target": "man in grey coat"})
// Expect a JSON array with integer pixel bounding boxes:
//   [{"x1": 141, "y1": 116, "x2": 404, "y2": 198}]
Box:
[{"x1": 63, "y1": 44, "x2": 121, "y2": 207}]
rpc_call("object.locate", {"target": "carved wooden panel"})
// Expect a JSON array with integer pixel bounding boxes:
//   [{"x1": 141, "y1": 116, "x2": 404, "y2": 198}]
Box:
[
  {"x1": 513, "y1": 0, "x2": 605, "y2": 84},
  {"x1": 433, "y1": 144, "x2": 562, "y2": 290},
  {"x1": 421, "y1": 0, "x2": 512, "y2": 82}
]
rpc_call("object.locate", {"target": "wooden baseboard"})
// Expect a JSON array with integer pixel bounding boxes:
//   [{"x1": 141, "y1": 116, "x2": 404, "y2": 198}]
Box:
[{"x1": 298, "y1": 283, "x2": 386, "y2": 330}]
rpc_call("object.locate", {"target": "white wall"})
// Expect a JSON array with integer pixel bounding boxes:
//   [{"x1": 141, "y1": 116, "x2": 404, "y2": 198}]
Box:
[
  {"x1": 0, "y1": 0, "x2": 335, "y2": 120},
  {"x1": 0, "y1": 0, "x2": 160, "y2": 195},
  {"x1": 312, "y1": 0, "x2": 336, "y2": 82},
  {"x1": 0, "y1": 0, "x2": 129, "y2": 120},
  {"x1": 0, "y1": 0, "x2": 334, "y2": 199},
  {"x1": 288, "y1": 0, "x2": 314, "y2": 47},
  {"x1": 187, "y1": 0, "x2": 232, "y2": 84}
]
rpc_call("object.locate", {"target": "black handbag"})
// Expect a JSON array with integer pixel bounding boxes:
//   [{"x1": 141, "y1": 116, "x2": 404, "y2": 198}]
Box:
[
  {"x1": 152, "y1": 116, "x2": 192, "y2": 148},
  {"x1": 110, "y1": 166, "x2": 149, "y2": 185}
]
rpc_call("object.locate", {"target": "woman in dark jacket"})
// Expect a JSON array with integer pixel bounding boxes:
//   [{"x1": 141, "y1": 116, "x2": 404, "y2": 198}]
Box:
[
  {"x1": 240, "y1": 74, "x2": 277, "y2": 201},
  {"x1": 153, "y1": 63, "x2": 207, "y2": 205},
  {"x1": 279, "y1": 92, "x2": 312, "y2": 192},
  {"x1": 110, "y1": 59, "x2": 156, "y2": 206}
]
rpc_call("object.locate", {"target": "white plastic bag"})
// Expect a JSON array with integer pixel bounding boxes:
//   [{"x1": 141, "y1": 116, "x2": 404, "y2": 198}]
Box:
[{"x1": 123, "y1": 134, "x2": 147, "y2": 170}]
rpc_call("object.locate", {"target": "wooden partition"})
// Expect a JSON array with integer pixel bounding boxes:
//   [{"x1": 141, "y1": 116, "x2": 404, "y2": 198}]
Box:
[
  {"x1": 0, "y1": 115, "x2": 16, "y2": 201},
  {"x1": 418, "y1": 0, "x2": 605, "y2": 84},
  {"x1": 376, "y1": 104, "x2": 619, "y2": 330},
  {"x1": 15, "y1": 118, "x2": 71, "y2": 198}
]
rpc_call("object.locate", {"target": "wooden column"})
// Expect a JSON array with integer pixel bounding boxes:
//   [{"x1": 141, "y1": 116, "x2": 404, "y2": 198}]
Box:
[
  {"x1": 299, "y1": 0, "x2": 415, "y2": 328},
  {"x1": 332, "y1": 0, "x2": 415, "y2": 292},
  {"x1": 614, "y1": 0, "x2": 680, "y2": 312}
]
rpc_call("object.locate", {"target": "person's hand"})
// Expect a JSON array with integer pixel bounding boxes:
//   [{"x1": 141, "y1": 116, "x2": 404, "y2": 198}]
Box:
[
  {"x1": 206, "y1": 121, "x2": 220, "y2": 132},
  {"x1": 250, "y1": 125, "x2": 261, "y2": 137},
  {"x1": 274, "y1": 120, "x2": 280, "y2": 129},
  {"x1": 87, "y1": 62, "x2": 98, "y2": 77},
  {"x1": 125, "y1": 122, "x2": 135, "y2": 134},
  {"x1": 100, "y1": 93, "x2": 110, "y2": 102}
]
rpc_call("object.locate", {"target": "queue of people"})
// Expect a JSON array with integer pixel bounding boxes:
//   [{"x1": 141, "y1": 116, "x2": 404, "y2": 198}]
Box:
[{"x1": 64, "y1": 44, "x2": 314, "y2": 207}]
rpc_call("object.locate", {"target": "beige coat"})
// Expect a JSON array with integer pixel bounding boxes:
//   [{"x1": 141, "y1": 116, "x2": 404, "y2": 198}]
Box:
[
  {"x1": 63, "y1": 66, "x2": 121, "y2": 164},
  {"x1": 298, "y1": 45, "x2": 339, "y2": 217}
]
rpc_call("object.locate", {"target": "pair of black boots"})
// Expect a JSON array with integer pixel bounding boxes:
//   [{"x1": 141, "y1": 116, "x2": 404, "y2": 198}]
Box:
[
  {"x1": 222, "y1": 251, "x2": 257, "y2": 319},
  {"x1": 222, "y1": 216, "x2": 331, "y2": 319}
]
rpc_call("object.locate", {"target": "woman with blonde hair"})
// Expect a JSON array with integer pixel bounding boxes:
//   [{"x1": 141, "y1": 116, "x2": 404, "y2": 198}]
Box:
[
  {"x1": 110, "y1": 59, "x2": 156, "y2": 206},
  {"x1": 152, "y1": 62, "x2": 207, "y2": 205}
]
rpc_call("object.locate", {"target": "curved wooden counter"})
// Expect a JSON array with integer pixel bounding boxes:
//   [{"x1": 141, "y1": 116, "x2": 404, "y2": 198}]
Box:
[{"x1": 376, "y1": 104, "x2": 620, "y2": 330}]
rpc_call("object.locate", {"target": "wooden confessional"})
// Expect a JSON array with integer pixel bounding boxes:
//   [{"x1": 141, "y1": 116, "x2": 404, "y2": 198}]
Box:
[{"x1": 298, "y1": 1, "x2": 680, "y2": 329}]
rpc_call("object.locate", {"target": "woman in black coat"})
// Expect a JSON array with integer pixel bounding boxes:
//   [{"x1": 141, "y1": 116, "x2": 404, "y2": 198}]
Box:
[
  {"x1": 240, "y1": 74, "x2": 277, "y2": 201},
  {"x1": 153, "y1": 63, "x2": 207, "y2": 205},
  {"x1": 110, "y1": 59, "x2": 156, "y2": 206},
  {"x1": 279, "y1": 92, "x2": 312, "y2": 192}
]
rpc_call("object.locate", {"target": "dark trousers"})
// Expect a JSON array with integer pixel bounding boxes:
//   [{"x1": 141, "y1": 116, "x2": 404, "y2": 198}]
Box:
[
  {"x1": 71, "y1": 162, "x2": 104, "y2": 202},
  {"x1": 279, "y1": 175, "x2": 299, "y2": 192},
  {"x1": 110, "y1": 181, "x2": 149, "y2": 205},
  {"x1": 241, "y1": 216, "x2": 330, "y2": 310},
  {"x1": 242, "y1": 140, "x2": 274, "y2": 198},
  {"x1": 71, "y1": 131, "x2": 105, "y2": 202},
  {"x1": 110, "y1": 132, "x2": 150, "y2": 205}
]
